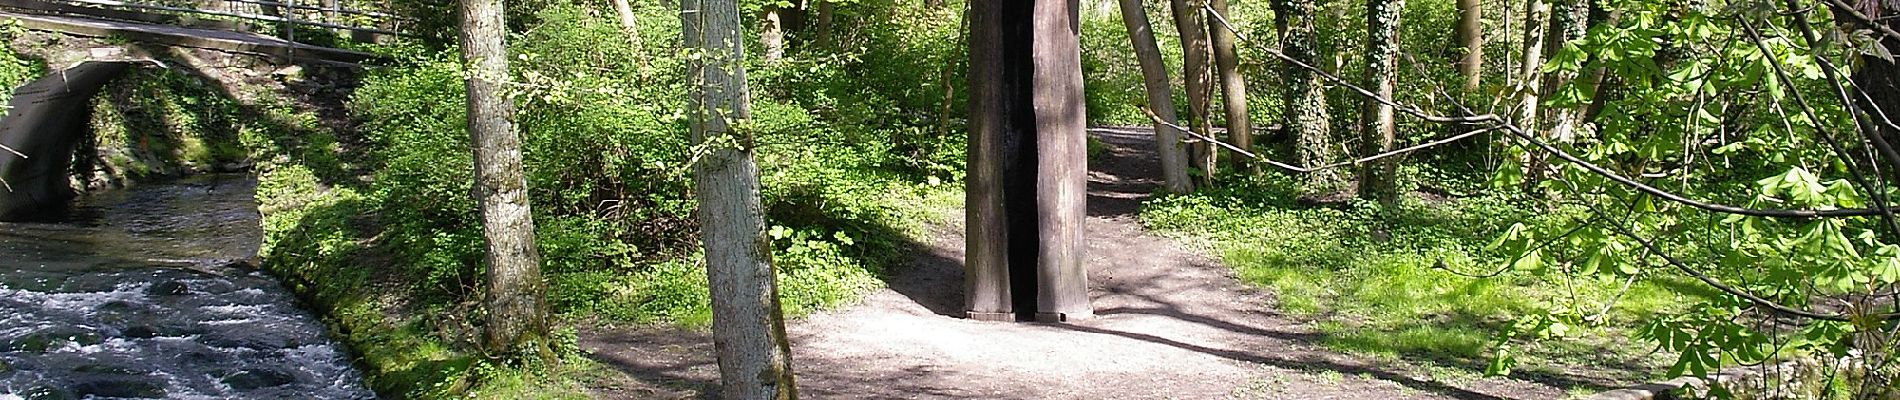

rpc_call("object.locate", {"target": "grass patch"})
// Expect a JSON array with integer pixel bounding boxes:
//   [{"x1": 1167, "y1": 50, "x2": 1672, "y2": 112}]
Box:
[{"x1": 1141, "y1": 173, "x2": 1690, "y2": 379}]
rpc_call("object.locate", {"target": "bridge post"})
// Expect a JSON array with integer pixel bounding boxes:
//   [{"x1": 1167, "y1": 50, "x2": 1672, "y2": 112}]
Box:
[{"x1": 964, "y1": 0, "x2": 1091, "y2": 322}]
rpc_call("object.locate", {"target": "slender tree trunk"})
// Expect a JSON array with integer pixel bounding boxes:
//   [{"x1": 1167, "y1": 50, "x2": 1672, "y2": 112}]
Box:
[
  {"x1": 611, "y1": 0, "x2": 650, "y2": 70},
  {"x1": 1360, "y1": 0, "x2": 1402, "y2": 207},
  {"x1": 612, "y1": 0, "x2": 642, "y2": 41},
  {"x1": 1168, "y1": 0, "x2": 1217, "y2": 186},
  {"x1": 1273, "y1": 0, "x2": 1338, "y2": 190},
  {"x1": 682, "y1": 0, "x2": 798, "y2": 397},
  {"x1": 1581, "y1": 3, "x2": 1620, "y2": 124},
  {"x1": 1514, "y1": 0, "x2": 1547, "y2": 127},
  {"x1": 1846, "y1": 2, "x2": 1900, "y2": 161},
  {"x1": 460, "y1": 0, "x2": 551, "y2": 360},
  {"x1": 1207, "y1": 0, "x2": 1254, "y2": 174},
  {"x1": 1118, "y1": 0, "x2": 1192, "y2": 193},
  {"x1": 1455, "y1": 0, "x2": 1483, "y2": 91},
  {"x1": 762, "y1": 5, "x2": 786, "y2": 62},
  {"x1": 1541, "y1": 0, "x2": 1586, "y2": 142},
  {"x1": 1515, "y1": 0, "x2": 1548, "y2": 193},
  {"x1": 814, "y1": 0, "x2": 834, "y2": 49}
]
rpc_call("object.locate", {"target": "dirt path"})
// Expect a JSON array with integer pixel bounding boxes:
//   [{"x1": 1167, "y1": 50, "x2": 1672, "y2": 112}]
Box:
[{"x1": 581, "y1": 128, "x2": 1582, "y2": 399}]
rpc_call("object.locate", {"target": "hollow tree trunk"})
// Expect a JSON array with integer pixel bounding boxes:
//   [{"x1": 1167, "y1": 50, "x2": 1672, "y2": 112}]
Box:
[
  {"x1": 1360, "y1": 0, "x2": 1402, "y2": 207},
  {"x1": 965, "y1": 0, "x2": 1092, "y2": 323},
  {"x1": 1207, "y1": 0, "x2": 1254, "y2": 174},
  {"x1": 1117, "y1": 0, "x2": 1192, "y2": 193},
  {"x1": 681, "y1": 0, "x2": 799, "y2": 397},
  {"x1": 459, "y1": 0, "x2": 551, "y2": 360}
]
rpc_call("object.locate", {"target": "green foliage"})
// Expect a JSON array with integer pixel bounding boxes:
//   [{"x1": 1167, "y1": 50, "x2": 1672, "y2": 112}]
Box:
[
  {"x1": 245, "y1": 1, "x2": 963, "y2": 397},
  {"x1": 82, "y1": 67, "x2": 248, "y2": 184},
  {"x1": 1143, "y1": 173, "x2": 1684, "y2": 381},
  {"x1": 0, "y1": 19, "x2": 39, "y2": 104}
]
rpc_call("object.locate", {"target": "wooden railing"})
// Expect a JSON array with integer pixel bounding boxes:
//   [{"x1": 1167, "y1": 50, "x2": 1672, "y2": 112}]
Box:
[{"x1": 0, "y1": 0, "x2": 421, "y2": 46}]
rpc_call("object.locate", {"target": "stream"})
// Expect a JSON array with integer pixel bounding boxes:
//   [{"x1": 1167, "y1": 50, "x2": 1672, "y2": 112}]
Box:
[{"x1": 0, "y1": 174, "x2": 373, "y2": 399}]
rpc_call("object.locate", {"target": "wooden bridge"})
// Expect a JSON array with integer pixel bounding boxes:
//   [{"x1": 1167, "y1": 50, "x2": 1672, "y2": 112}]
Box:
[
  {"x1": 0, "y1": 0, "x2": 418, "y2": 64},
  {"x1": 0, "y1": 0, "x2": 417, "y2": 218}
]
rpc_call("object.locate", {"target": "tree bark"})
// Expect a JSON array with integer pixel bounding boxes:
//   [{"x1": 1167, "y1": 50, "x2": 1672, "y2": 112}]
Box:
[
  {"x1": 1359, "y1": 0, "x2": 1402, "y2": 207},
  {"x1": 813, "y1": 0, "x2": 834, "y2": 49},
  {"x1": 964, "y1": 0, "x2": 1013, "y2": 321},
  {"x1": 459, "y1": 0, "x2": 551, "y2": 360},
  {"x1": 682, "y1": 0, "x2": 799, "y2": 397},
  {"x1": 612, "y1": 0, "x2": 642, "y2": 41},
  {"x1": 1207, "y1": 0, "x2": 1254, "y2": 174},
  {"x1": 1117, "y1": 0, "x2": 1192, "y2": 193},
  {"x1": 1515, "y1": 0, "x2": 1548, "y2": 193},
  {"x1": 1455, "y1": 0, "x2": 1483, "y2": 91},
  {"x1": 965, "y1": 0, "x2": 1092, "y2": 322},
  {"x1": 1540, "y1": 0, "x2": 1586, "y2": 142},
  {"x1": 762, "y1": 5, "x2": 786, "y2": 62},
  {"x1": 1168, "y1": 0, "x2": 1216, "y2": 186},
  {"x1": 611, "y1": 0, "x2": 649, "y2": 70},
  {"x1": 1273, "y1": 0, "x2": 1338, "y2": 189}
]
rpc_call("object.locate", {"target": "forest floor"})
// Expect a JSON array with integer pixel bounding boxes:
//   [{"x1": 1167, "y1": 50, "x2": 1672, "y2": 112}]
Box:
[{"x1": 578, "y1": 128, "x2": 1597, "y2": 399}]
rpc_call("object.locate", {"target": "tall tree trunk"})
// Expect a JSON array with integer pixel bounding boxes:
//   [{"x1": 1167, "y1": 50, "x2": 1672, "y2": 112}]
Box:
[
  {"x1": 1360, "y1": 0, "x2": 1402, "y2": 207},
  {"x1": 1515, "y1": 0, "x2": 1548, "y2": 193},
  {"x1": 1540, "y1": 0, "x2": 1586, "y2": 142},
  {"x1": 1844, "y1": 0, "x2": 1900, "y2": 167},
  {"x1": 1027, "y1": 0, "x2": 1092, "y2": 322},
  {"x1": 1273, "y1": 0, "x2": 1338, "y2": 189},
  {"x1": 1207, "y1": 0, "x2": 1254, "y2": 174},
  {"x1": 1455, "y1": 0, "x2": 1483, "y2": 91},
  {"x1": 460, "y1": 0, "x2": 551, "y2": 360},
  {"x1": 814, "y1": 0, "x2": 834, "y2": 49},
  {"x1": 1580, "y1": 2, "x2": 1620, "y2": 124},
  {"x1": 762, "y1": 5, "x2": 786, "y2": 62},
  {"x1": 612, "y1": 0, "x2": 642, "y2": 41},
  {"x1": 964, "y1": 0, "x2": 1093, "y2": 322},
  {"x1": 1168, "y1": 0, "x2": 1217, "y2": 186},
  {"x1": 611, "y1": 0, "x2": 650, "y2": 70},
  {"x1": 1118, "y1": 0, "x2": 1192, "y2": 193},
  {"x1": 682, "y1": 0, "x2": 798, "y2": 397}
]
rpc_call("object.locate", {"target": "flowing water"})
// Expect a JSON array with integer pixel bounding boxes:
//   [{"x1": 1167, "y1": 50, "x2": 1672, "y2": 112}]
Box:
[{"x1": 0, "y1": 174, "x2": 373, "y2": 399}]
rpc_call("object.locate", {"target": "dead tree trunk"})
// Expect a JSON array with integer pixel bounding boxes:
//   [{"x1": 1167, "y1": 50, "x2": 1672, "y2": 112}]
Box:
[
  {"x1": 1117, "y1": 0, "x2": 1193, "y2": 193},
  {"x1": 965, "y1": 0, "x2": 1092, "y2": 323},
  {"x1": 682, "y1": 0, "x2": 799, "y2": 397}
]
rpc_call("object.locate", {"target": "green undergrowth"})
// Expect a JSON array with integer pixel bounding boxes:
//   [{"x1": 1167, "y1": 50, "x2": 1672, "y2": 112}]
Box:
[
  {"x1": 82, "y1": 66, "x2": 250, "y2": 186},
  {"x1": 246, "y1": 1, "x2": 964, "y2": 398},
  {"x1": 1141, "y1": 172, "x2": 1695, "y2": 384}
]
